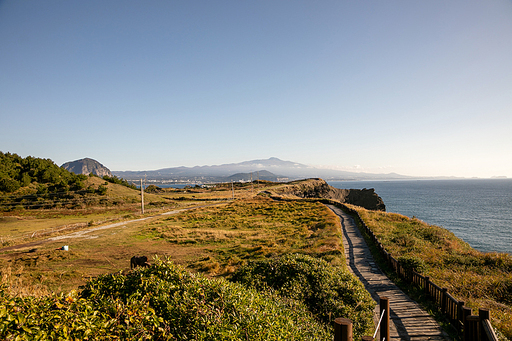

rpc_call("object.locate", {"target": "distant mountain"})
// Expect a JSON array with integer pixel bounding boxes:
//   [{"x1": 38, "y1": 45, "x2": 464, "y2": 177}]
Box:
[
  {"x1": 113, "y1": 157, "x2": 413, "y2": 182},
  {"x1": 62, "y1": 158, "x2": 112, "y2": 177},
  {"x1": 224, "y1": 170, "x2": 284, "y2": 182}
]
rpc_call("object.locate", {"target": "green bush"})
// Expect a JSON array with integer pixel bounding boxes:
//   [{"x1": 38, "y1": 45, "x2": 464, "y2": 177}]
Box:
[
  {"x1": 145, "y1": 185, "x2": 162, "y2": 193},
  {"x1": 397, "y1": 255, "x2": 428, "y2": 273},
  {"x1": 0, "y1": 177, "x2": 20, "y2": 192},
  {"x1": 102, "y1": 175, "x2": 137, "y2": 190},
  {"x1": 0, "y1": 286, "x2": 164, "y2": 340},
  {"x1": 80, "y1": 258, "x2": 330, "y2": 340},
  {"x1": 1, "y1": 259, "x2": 331, "y2": 340},
  {"x1": 97, "y1": 185, "x2": 108, "y2": 195},
  {"x1": 230, "y1": 253, "x2": 375, "y2": 338}
]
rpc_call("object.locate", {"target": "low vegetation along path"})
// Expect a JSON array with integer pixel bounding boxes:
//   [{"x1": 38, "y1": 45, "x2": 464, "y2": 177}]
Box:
[{"x1": 328, "y1": 205, "x2": 451, "y2": 341}]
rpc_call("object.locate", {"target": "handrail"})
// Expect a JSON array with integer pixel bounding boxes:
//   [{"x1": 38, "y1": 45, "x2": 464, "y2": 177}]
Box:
[
  {"x1": 373, "y1": 309, "x2": 386, "y2": 340},
  {"x1": 483, "y1": 318, "x2": 498, "y2": 341}
]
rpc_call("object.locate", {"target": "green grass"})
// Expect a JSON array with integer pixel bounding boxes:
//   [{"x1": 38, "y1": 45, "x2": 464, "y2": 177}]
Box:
[{"x1": 144, "y1": 197, "x2": 344, "y2": 276}]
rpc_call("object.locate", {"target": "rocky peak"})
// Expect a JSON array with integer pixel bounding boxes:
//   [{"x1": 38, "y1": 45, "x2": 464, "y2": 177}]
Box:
[{"x1": 61, "y1": 158, "x2": 112, "y2": 177}]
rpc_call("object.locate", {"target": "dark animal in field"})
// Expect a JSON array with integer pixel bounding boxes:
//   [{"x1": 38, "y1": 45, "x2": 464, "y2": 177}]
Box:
[{"x1": 130, "y1": 256, "x2": 150, "y2": 269}]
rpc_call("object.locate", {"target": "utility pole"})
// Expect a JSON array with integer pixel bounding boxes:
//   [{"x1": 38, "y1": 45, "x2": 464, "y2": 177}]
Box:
[
  {"x1": 140, "y1": 178, "x2": 144, "y2": 214},
  {"x1": 231, "y1": 180, "x2": 234, "y2": 200}
]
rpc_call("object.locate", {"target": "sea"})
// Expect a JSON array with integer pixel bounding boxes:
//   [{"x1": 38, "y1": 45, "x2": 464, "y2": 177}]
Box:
[{"x1": 329, "y1": 179, "x2": 512, "y2": 255}]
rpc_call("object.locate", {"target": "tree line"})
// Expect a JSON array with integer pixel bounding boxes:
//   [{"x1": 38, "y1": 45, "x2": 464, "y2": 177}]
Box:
[{"x1": 0, "y1": 152, "x2": 88, "y2": 193}]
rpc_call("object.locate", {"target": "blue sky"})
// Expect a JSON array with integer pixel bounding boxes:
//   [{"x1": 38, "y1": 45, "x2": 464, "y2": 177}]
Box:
[{"x1": 1, "y1": 0, "x2": 511, "y2": 178}]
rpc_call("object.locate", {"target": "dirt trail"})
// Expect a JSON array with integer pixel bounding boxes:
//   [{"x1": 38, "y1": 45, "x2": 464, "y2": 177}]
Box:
[{"x1": 0, "y1": 203, "x2": 225, "y2": 252}]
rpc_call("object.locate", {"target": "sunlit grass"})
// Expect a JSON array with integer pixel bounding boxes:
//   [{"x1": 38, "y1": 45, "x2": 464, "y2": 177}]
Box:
[{"x1": 143, "y1": 197, "x2": 344, "y2": 276}]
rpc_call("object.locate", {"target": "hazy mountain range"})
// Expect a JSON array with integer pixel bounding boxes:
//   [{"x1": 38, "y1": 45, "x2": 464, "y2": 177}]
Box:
[{"x1": 112, "y1": 157, "x2": 417, "y2": 183}]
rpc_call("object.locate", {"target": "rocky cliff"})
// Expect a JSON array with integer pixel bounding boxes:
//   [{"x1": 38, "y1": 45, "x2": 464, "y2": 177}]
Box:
[
  {"x1": 61, "y1": 158, "x2": 112, "y2": 177},
  {"x1": 272, "y1": 178, "x2": 386, "y2": 211}
]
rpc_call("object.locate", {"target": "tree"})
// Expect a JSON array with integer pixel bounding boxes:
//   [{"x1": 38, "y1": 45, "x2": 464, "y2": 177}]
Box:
[{"x1": 0, "y1": 177, "x2": 21, "y2": 192}]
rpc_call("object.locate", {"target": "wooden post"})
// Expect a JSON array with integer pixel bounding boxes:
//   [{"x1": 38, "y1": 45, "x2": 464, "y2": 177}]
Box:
[
  {"x1": 140, "y1": 179, "x2": 144, "y2": 214},
  {"x1": 479, "y1": 308, "x2": 490, "y2": 321},
  {"x1": 462, "y1": 307, "x2": 472, "y2": 341},
  {"x1": 441, "y1": 288, "x2": 448, "y2": 313},
  {"x1": 479, "y1": 308, "x2": 490, "y2": 341},
  {"x1": 380, "y1": 297, "x2": 390, "y2": 341},
  {"x1": 465, "y1": 316, "x2": 480, "y2": 341},
  {"x1": 334, "y1": 318, "x2": 353, "y2": 341},
  {"x1": 457, "y1": 301, "x2": 465, "y2": 333},
  {"x1": 424, "y1": 276, "x2": 430, "y2": 297}
]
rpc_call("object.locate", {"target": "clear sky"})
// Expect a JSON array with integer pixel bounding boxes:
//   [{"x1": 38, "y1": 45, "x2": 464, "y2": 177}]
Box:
[{"x1": 1, "y1": 0, "x2": 511, "y2": 178}]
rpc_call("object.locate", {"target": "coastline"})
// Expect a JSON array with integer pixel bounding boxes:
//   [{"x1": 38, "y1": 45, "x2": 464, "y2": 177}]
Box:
[{"x1": 329, "y1": 179, "x2": 512, "y2": 255}]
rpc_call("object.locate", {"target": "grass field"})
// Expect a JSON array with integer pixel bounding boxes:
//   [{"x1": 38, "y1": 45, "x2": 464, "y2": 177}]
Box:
[{"x1": 0, "y1": 180, "x2": 344, "y2": 295}]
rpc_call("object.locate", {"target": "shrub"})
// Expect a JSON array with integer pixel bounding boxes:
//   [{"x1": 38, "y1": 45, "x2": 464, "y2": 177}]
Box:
[
  {"x1": 102, "y1": 175, "x2": 137, "y2": 190},
  {"x1": 230, "y1": 253, "x2": 375, "y2": 338},
  {"x1": 79, "y1": 258, "x2": 330, "y2": 340},
  {"x1": 0, "y1": 177, "x2": 20, "y2": 193},
  {"x1": 1, "y1": 259, "x2": 330, "y2": 340},
  {"x1": 0, "y1": 286, "x2": 164, "y2": 340},
  {"x1": 97, "y1": 185, "x2": 108, "y2": 195},
  {"x1": 397, "y1": 255, "x2": 428, "y2": 273},
  {"x1": 145, "y1": 185, "x2": 162, "y2": 193}
]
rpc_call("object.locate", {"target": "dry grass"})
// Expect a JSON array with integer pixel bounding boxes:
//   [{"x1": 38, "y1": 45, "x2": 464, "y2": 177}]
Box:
[
  {"x1": 142, "y1": 197, "x2": 344, "y2": 276},
  {"x1": 1, "y1": 264, "x2": 51, "y2": 297},
  {"x1": 0, "y1": 193, "x2": 345, "y2": 296}
]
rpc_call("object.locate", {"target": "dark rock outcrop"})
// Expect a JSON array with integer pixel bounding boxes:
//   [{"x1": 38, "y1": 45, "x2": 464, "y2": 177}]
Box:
[
  {"x1": 61, "y1": 158, "x2": 112, "y2": 177},
  {"x1": 273, "y1": 178, "x2": 386, "y2": 211}
]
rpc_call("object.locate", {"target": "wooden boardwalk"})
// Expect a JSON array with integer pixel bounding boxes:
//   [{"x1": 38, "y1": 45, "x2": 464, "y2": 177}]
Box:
[{"x1": 328, "y1": 205, "x2": 451, "y2": 341}]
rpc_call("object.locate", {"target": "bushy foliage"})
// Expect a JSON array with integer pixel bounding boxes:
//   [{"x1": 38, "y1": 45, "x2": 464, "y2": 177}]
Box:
[
  {"x1": 145, "y1": 185, "x2": 163, "y2": 193},
  {"x1": 230, "y1": 253, "x2": 375, "y2": 338},
  {"x1": 0, "y1": 287, "x2": 163, "y2": 340},
  {"x1": 102, "y1": 175, "x2": 137, "y2": 190},
  {"x1": 0, "y1": 258, "x2": 330, "y2": 340},
  {"x1": 397, "y1": 255, "x2": 428, "y2": 273},
  {"x1": 0, "y1": 152, "x2": 86, "y2": 193}
]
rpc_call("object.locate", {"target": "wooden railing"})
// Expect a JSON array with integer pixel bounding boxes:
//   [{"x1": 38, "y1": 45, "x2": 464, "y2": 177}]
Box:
[{"x1": 336, "y1": 202, "x2": 499, "y2": 341}]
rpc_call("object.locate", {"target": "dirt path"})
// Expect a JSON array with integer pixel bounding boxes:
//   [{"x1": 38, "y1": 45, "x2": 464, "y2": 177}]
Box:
[
  {"x1": 328, "y1": 205, "x2": 451, "y2": 341},
  {"x1": 0, "y1": 203, "x2": 225, "y2": 252}
]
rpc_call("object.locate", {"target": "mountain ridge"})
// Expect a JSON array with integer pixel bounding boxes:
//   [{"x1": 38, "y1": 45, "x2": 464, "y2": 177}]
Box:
[{"x1": 112, "y1": 157, "x2": 414, "y2": 182}]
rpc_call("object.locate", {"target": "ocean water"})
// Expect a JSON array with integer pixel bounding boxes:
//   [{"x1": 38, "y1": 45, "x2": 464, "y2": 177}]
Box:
[{"x1": 329, "y1": 179, "x2": 512, "y2": 255}]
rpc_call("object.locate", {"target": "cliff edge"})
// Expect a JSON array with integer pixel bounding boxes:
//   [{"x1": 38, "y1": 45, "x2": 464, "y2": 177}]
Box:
[{"x1": 272, "y1": 178, "x2": 386, "y2": 211}]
